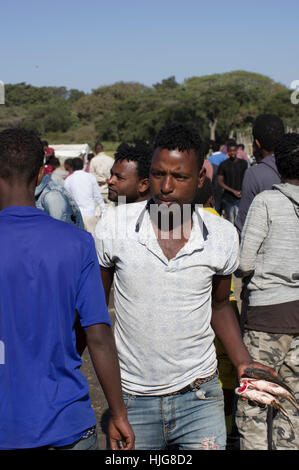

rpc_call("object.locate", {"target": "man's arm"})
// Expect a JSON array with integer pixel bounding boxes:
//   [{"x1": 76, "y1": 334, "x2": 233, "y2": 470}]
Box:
[
  {"x1": 86, "y1": 323, "x2": 134, "y2": 450},
  {"x1": 100, "y1": 267, "x2": 115, "y2": 306},
  {"x1": 239, "y1": 194, "x2": 269, "y2": 276},
  {"x1": 211, "y1": 275, "x2": 277, "y2": 381},
  {"x1": 234, "y1": 168, "x2": 258, "y2": 233}
]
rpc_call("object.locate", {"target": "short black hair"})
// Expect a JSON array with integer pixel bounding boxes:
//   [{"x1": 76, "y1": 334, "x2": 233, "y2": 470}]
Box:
[
  {"x1": 71, "y1": 157, "x2": 84, "y2": 171},
  {"x1": 212, "y1": 142, "x2": 221, "y2": 152},
  {"x1": 48, "y1": 157, "x2": 60, "y2": 168},
  {"x1": 95, "y1": 142, "x2": 103, "y2": 152},
  {"x1": 226, "y1": 139, "x2": 237, "y2": 149},
  {"x1": 194, "y1": 177, "x2": 214, "y2": 205},
  {"x1": 275, "y1": 133, "x2": 299, "y2": 180},
  {"x1": 154, "y1": 122, "x2": 203, "y2": 170},
  {"x1": 64, "y1": 158, "x2": 73, "y2": 167},
  {"x1": 114, "y1": 142, "x2": 152, "y2": 179},
  {"x1": 0, "y1": 128, "x2": 44, "y2": 183},
  {"x1": 253, "y1": 114, "x2": 285, "y2": 152}
]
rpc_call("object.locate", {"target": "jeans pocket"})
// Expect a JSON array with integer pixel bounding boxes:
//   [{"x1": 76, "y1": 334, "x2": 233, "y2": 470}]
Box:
[
  {"x1": 122, "y1": 393, "x2": 133, "y2": 410},
  {"x1": 194, "y1": 377, "x2": 224, "y2": 401}
]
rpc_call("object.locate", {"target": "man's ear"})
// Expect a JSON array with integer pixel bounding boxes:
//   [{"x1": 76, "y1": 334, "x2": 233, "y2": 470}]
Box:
[
  {"x1": 138, "y1": 178, "x2": 150, "y2": 195},
  {"x1": 197, "y1": 168, "x2": 206, "y2": 190},
  {"x1": 36, "y1": 166, "x2": 44, "y2": 187},
  {"x1": 255, "y1": 138, "x2": 262, "y2": 149}
]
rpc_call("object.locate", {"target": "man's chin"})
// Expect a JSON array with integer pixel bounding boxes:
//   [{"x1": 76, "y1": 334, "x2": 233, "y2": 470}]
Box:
[{"x1": 108, "y1": 190, "x2": 118, "y2": 202}]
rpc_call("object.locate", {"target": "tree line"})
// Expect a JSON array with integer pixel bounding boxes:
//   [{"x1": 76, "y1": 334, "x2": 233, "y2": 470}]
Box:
[{"x1": 0, "y1": 71, "x2": 298, "y2": 148}]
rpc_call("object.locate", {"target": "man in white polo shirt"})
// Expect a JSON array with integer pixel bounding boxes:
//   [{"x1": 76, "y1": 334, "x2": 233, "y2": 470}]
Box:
[
  {"x1": 95, "y1": 123, "x2": 276, "y2": 450},
  {"x1": 65, "y1": 157, "x2": 105, "y2": 235}
]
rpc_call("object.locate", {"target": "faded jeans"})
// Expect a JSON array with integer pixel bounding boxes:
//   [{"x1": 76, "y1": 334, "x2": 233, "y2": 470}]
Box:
[
  {"x1": 123, "y1": 376, "x2": 226, "y2": 450},
  {"x1": 222, "y1": 199, "x2": 240, "y2": 225}
]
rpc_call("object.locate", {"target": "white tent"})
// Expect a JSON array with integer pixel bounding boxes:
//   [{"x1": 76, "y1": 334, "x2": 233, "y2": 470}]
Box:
[{"x1": 49, "y1": 144, "x2": 91, "y2": 162}]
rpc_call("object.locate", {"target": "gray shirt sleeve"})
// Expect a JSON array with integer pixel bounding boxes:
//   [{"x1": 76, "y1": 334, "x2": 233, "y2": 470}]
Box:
[
  {"x1": 235, "y1": 167, "x2": 259, "y2": 234},
  {"x1": 239, "y1": 194, "x2": 269, "y2": 276}
]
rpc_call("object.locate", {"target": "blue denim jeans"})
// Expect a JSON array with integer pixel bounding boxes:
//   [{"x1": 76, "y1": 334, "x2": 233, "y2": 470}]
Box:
[
  {"x1": 123, "y1": 376, "x2": 226, "y2": 450},
  {"x1": 222, "y1": 199, "x2": 240, "y2": 225},
  {"x1": 49, "y1": 429, "x2": 99, "y2": 450}
]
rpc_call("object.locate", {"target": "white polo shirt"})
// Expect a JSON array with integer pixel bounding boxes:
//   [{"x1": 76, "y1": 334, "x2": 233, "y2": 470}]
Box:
[{"x1": 95, "y1": 201, "x2": 239, "y2": 395}]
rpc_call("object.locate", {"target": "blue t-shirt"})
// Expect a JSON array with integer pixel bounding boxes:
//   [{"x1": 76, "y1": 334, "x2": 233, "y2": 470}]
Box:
[
  {"x1": 208, "y1": 152, "x2": 227, "y2": 166},
  {"x1": 0, "y1": 206, "x2": 111, "y2": 450}
]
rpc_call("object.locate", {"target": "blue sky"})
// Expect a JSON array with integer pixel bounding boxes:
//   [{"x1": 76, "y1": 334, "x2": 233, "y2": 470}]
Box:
[{"x1": 1, "y1": 0, "x2": 298, "y2": 92}]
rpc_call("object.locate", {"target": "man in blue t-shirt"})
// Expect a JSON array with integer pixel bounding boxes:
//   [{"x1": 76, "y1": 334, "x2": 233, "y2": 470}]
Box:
[{"x1": 0, "y1": 128, "x2": 134, "y2": 450}]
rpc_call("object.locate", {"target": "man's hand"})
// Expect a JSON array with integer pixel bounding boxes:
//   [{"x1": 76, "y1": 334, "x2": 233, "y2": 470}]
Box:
[
  {"x1": 233, "y1": 189, "x2": 242, "y2": 198},
  {"x1": 109, "y1": 414, "x2": 135, "y2": 450},
  {"x1": 237, "y1": 360, "x2": 278, "y2": 382}
]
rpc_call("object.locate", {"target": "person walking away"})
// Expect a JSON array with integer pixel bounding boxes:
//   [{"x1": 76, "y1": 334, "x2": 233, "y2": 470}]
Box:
[
  {"x1": 89, "y1": 142, "x2": 114, "y2": 205},
  {"x1": 0, "y1": 128, "x2": 134, "y2": 451},
  {"x1": 235, "y1": 114, "x2": 285, "y2": 235},
  {"x1": 64, "y1": 157, "x2": 105, "y2": 236},
  {"x1": 235, "y1": 133, "x2": 299, "y2": 450}
]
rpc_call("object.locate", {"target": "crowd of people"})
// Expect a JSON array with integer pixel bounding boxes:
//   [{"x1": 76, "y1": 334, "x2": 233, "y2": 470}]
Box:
[{"x1": 0, "y1": 113, "x2": 298, "y2": 451}]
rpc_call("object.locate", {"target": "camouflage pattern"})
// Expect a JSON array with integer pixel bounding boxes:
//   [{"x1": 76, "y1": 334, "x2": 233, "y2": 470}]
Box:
[{"x1": 235, "y1": 329, "x2": 299, "y2": 450}]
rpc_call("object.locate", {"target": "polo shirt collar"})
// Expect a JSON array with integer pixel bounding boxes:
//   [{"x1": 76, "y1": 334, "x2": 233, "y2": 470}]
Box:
[{"x1": 135, "y1": 199, "x2": 208, "y2": 261}]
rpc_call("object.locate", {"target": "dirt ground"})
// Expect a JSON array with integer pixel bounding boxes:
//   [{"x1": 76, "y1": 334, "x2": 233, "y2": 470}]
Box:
[{"x1": 80, "y1": 276, "x2": 243, "y2": 449}]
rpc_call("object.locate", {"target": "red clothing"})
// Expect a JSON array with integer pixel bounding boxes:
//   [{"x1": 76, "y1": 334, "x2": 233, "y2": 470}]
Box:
[
  {"x1": 203, "y1": 160, "x2": 213, "y2": 181},
  {"x1": 43, "y1": 164, "x2": 54, "y2": 175},
  {"x1": 45, "y1": 147, "x2": 55, "y2": 157}
]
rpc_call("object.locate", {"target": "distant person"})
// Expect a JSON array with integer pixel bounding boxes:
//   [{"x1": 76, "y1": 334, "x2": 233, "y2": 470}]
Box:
[
  {"x1": 237, "y1": 144, "x2": 249, "y2": 163},
  {"x1": 42, "y1": 140, "x2": 55, "y2": 159},
  {"x1": 217, "y1": 140, "x2": 248, "y2": 224},
  {"x1": 35, "y1": 173, "x2": 84, "y2": 229},
  {"x1": 235, "y1": 114, "x2": 285, "y2": 234},
  {"x1": 0, "y1": 128, "x2": 134, "y2": 451},
  {"x1": 85, "y1": 153, "x2": 95, "y2": 173},
  {"x1": 64, "y1": 158, "x2": 74, "y2": 179},
  {"x1": 107, "y1": 142, "x2": 152, "y2": 204},
  {"x1": 64, "y1": 157, "x2": 105, "y2": 236},
  {"x1": 208, "y1": 142, "x2": 226, "y2": 213},
  {"x1": 42, "y1": 140, "x2": 55, "y2": 175},
  {"x1": 208, "y1": 142, "x2": 227, "y2": 167},
  {"x1": 235, "y1": 133, "x2": 299, "y2": 450},
  {"x1": 89, "y1": 142, "x2": 114, "y2": 204},
  {"x1": 48, "y1": 157, "x2": 68, "y2": 186}
]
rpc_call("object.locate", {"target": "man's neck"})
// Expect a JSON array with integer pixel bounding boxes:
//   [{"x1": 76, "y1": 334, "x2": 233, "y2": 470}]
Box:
[
  {"x1": 261, "y1": 150, "x2": 273, "y2": 159},
  {"x1": 0, "y1": 179, "x2": 36, "y2": 210},
  {"x1": 281, "y1": 178, "x2": 299, "y2": 187}
]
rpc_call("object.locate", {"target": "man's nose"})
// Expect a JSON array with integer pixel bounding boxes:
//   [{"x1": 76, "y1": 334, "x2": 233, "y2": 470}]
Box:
[{"x1": 161, "y1": 175, "x2": 173, "y2": 193}]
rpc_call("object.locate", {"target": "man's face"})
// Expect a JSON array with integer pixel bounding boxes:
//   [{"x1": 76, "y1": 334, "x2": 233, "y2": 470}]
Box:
[
  {"x1": 107, "y1": 159, "x2": 141, "y2": 203},
  {"x1": 150, "y1": 148, "x2": 204, "y2": 208},
  {"x1": 227, "y1": 146, "x2": 238, "y2": 159}
]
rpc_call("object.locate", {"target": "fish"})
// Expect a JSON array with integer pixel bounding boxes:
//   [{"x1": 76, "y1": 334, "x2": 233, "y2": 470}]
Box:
[
  {"x1": 240, "y1": 378, "x2": 299, "y2": 412},
  {"x1": 235, "y1": 385, "x2": 294, "y2": 429},
  {"x1": 242, "y1": 367, "x2": 296, "y2": 399}
]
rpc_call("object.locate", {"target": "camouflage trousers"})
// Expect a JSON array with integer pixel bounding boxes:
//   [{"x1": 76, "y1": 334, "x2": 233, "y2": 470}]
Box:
[{"x1": 235, "y1": 329, "x2": 299, "y2": 450}]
